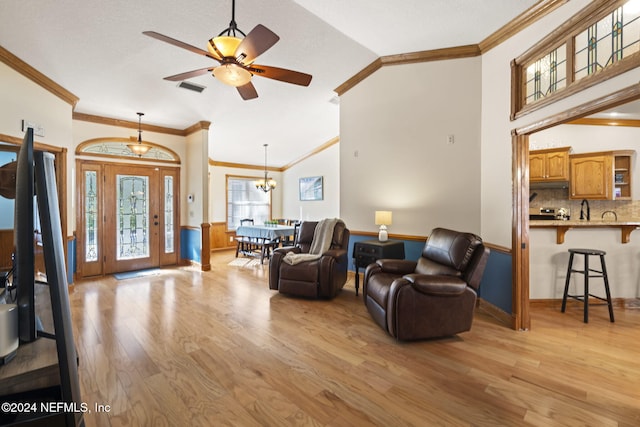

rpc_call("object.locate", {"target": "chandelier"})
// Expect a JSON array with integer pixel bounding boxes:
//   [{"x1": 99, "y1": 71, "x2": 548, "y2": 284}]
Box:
[
  {"x1": 255, "y1": 144, "x2": 276, "y2": 193},
  {"x1": 127, "y1": 112, "x2": 152, "y2": 157}
]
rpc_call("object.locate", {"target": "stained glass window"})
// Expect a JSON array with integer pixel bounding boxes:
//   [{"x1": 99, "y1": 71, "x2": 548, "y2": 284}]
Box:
[
  {"x1": 116, "y1": 174, "x2": 149, "y2": 260},
  {"x1": 575, "y1": 2, "x2": 640, "y2": 80},
  {"x1": 525, "y1": 45, "x2": 567, "y2": 105},
  {"x1": 513, "y1": 0, "x2": 640, "y2": 118},
  {"x1": 164, "y1": 175, "x2": 174, "y2": 254},
  {"x1": 85, "y1": 171, "x2": 98, "y2": 262}
]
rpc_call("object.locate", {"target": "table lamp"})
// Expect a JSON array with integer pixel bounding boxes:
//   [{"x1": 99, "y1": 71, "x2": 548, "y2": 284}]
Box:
[{"x1": 375, "y1": 211, "x2": 392, "y2": 242}]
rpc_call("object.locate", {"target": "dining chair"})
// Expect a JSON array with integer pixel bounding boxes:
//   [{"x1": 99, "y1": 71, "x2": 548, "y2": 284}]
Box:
[{"x1": 235, "y1": 218, "x2": 255, "y2": 257}]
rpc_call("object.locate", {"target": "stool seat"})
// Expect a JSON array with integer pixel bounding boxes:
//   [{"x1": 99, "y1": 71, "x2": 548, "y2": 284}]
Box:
[
  {"x1": 561, "y1": 248, "x2": 614, "y2": 323},
  {"x1": 568, "y1": 248, "x2": 606, "y2": 256}
]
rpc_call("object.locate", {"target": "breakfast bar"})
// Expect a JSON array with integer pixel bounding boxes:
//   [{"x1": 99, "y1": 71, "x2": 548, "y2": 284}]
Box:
[{"x1": 530, "y1": 220, "x2": 640, "y2": 244}]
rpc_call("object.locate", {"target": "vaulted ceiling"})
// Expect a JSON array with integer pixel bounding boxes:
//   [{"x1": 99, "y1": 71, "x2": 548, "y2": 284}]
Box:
[{"x1": 0, "y1": 0, "x2": 539, "y2": 166}]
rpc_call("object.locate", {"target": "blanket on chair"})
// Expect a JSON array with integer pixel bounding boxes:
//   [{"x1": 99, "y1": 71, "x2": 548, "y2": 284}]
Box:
[{"x1": 283, "y1": 218, "x2": 339, "y2": 265}]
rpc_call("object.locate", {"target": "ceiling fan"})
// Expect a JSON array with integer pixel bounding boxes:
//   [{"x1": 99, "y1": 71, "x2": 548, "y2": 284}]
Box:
[{"x1": 143, "y1": 0, "x2": 312, "y2": 100}]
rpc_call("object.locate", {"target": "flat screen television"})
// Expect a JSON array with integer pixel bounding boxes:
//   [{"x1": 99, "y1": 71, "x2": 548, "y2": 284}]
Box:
[
  {"x1": 14, "y1": 127, "x2": 37, "y2": 342},
  {"x1": 4, "y1": 130, "x2": 83, "y2": 425},
  {"x1": 34, "y1": 149, "x2": 83, "y2": 426}
]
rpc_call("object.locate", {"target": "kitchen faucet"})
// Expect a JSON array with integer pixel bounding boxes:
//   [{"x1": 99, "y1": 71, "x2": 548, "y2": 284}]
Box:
[{"x1": 580, "y1": 199, "x2": 590, "y2": 221}]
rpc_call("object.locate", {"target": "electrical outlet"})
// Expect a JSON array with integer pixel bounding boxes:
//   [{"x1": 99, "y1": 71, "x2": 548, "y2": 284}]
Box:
[{"x1": 447, "y1": 134, "x2": 455, "y2": 145}]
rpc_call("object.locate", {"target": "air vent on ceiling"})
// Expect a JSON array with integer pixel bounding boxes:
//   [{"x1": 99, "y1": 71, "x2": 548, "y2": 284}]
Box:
[{"x1": 177, "y1": 81, "x2": 206, "y2": 93}]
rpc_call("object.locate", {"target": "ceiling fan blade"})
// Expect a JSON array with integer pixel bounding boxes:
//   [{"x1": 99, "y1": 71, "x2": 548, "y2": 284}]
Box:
[
  {"x1": 234, "y1": 25, "x2": 280, "y2": 65},
  {"x1": 143, "y1": 31, "x2": 218, "y2": 61},
  {"x1": 236, "y1": 82, "x2": 258, "y2": 100},
  {"x1": 248, "y1": 64, "x2": 312, "y2": 86},
  {"x1": 163, "y1": 67, "x2": 214, "y2": 81}
]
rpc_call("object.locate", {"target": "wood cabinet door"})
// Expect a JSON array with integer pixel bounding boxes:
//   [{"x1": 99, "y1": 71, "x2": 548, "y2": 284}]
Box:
[
  {"x1": 529, "y1": 153, "x2": 546, "y2": 181},
  {"x1": 546, "y1": 151, "x2": 569, "y2": 181},
  {"x1": 570, "y1": 155, "x2": 612, "y2": 199}
]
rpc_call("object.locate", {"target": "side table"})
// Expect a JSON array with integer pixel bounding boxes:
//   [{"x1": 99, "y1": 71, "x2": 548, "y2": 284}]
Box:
[{"x1": 353, "y1": 239, "x2": 405, "y2": 296}]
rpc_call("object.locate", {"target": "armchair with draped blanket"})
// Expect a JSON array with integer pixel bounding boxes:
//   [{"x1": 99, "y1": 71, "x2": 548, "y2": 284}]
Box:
[{"x1": 269, "y1": 219, "x2": 350, "y2": 299}]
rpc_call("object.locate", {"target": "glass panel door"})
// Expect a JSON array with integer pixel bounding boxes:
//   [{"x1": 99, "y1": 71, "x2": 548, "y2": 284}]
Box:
[
  {"x1": 116, "y1": 174, "x2": 150, "y2": 260},
  {"x1": 159, "y1": 169, "x2": 179, "y2": 266},
  {"x1": 77, "y1": 162, "x2": 103, "y2": 277},
  {"x1": 104, "y1": 165, "x2": 159, "y2": 274}
]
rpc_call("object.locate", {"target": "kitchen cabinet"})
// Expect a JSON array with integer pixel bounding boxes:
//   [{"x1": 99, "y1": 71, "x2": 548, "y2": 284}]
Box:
[
  {"x1": 530, "y1": 147, "x2": 570, "y2": 182},
  {"x1": 569, "y1": 150, "x2": 634, "y2": 200}
]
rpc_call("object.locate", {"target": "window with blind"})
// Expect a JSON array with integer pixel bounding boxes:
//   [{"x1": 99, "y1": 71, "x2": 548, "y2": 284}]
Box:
[{"x1": 226, "y1": 175, "x2": 271, "y2": 230}]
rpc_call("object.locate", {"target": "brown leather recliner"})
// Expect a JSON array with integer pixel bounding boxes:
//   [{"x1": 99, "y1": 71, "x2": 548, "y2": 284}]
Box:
[
  {"x1": 363, "y1": 227, "x2": 490, "y2": 341},
  {"x1": 269, "y1": 220, "x2": 350, "y2": 298}
]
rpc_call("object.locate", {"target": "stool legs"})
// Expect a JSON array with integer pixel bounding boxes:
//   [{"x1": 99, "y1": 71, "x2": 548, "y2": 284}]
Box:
[
  {"x1": 561, "y1": 250, "x2": 614, "y2": 323},
  {"x1": 600, "y1": 254, "x2": 615, "y2": 323},
  {"x1": 561, "y1": 252, "x2": 574, "y2": 314}
]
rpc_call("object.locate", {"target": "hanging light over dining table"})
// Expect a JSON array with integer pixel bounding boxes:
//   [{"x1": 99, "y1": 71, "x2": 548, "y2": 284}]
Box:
[{"x1": 255, "y1": 143, "x2": 276, "y2": 192}]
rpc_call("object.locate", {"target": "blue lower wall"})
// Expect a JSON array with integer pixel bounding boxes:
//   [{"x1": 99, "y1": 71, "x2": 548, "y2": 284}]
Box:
[
  {"x1": 347, "y1": 235, "x2": 513, "y2": 315},
  {"x1": 477, "y1": 250, "x2": 512, "y2": 314},
  {"x1": 67, "y1": 238, "x2": 75, "y2": 284},
  {"x1": 181, "y1": 228, "x2": 201, "y2": 264}
]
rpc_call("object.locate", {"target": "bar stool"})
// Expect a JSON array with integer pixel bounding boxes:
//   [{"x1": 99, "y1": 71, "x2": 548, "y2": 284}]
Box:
[{"x1": 561, "y1": 248, "x2": 614, "y2": 323}]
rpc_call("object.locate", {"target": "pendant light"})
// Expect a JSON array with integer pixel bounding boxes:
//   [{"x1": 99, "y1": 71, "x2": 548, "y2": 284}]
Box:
[
  {"x1": 255, "y1": 144, "x2": 276, "y2": 192},
  {"x1": 127, "y1": 112, "x2": 152, "y2": 157}
]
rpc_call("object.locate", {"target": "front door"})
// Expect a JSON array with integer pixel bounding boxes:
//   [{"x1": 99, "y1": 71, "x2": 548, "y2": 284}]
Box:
[{"x1": 76, "y1": 161, "x2": 179, "y2": 277}]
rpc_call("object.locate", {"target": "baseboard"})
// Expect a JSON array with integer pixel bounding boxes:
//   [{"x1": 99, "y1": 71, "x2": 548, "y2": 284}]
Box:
[
  {"x1": 530, "y1": 297, "x2": 632, "y2": 309},
  {"x1": 477, "y1": 298, "x2": 515, "y2": 328}
]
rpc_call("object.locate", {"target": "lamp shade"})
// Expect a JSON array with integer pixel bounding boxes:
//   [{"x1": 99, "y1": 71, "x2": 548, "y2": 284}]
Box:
[
  {"x1": 207, "y1": 36, "x2": 243, "y2": 60},
  {"x1": 375, "y1": 211, "x2": 392, "y2": 226}
]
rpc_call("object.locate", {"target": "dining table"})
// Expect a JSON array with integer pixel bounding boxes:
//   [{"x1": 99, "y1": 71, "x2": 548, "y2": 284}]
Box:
[
  {"x1": 235, "y1": 224, "x2": 296, "y2": 240},
  {"x1": 235, "y1": 224, "x2": 296, "y2": 263}
]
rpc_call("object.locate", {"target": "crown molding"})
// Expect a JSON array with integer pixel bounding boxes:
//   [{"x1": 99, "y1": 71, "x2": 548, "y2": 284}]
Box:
[
  {"x1": 479, "y1": 0, "x2": 568, "y2": 53},
  {"x1": 72, "y1": 112, "x2": 211, "y2": 136},
  {"x1": 209, "y1": 136, "x2": 339, "y2": 172},
  {"x1": 0, "y1": 45, "x2": 79, "y2": 107},
  {"x1": 281, "y1": 136, "x2": 339, "y2": 170},
  {"x1": 335, "y1": 0, "x2": 566, "y2": 96}
]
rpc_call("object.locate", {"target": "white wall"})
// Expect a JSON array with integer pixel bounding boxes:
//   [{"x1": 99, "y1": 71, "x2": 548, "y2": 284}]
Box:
[
  {"x1": 282, "y1": 143, "x2": 340, "y2": 222},
  {"x1": 340, "y1": 57, "x2": 482, "y2": 236},
  {"x1": 0, "y1": 61, "x2": 74, "y2": 232}
]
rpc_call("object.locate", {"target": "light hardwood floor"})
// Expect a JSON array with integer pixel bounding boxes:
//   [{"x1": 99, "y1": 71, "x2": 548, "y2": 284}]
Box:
[{"x1": 69, "y1": 250, "x2": 640, "y2": 426}]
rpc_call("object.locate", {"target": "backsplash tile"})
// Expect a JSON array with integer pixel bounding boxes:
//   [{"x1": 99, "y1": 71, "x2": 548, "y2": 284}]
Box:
[{"x1": 529, "y1": 188, "x2": 640, "y2": 220}]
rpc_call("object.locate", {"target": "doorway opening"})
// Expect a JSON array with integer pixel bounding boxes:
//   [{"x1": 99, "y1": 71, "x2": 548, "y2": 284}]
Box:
[
  {"x1": 512, "y1": 83, "x2": 640, "y2": 330},
  {"x1": 76, "y1": 160, "x2": 180, "y2": 278}
]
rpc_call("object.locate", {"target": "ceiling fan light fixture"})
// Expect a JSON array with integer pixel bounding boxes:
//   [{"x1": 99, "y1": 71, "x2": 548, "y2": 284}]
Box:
[
  {"x1": 207, "y1": 36, "x2": 243, "y2": 60},
  {"x1": 213, "y1": 63, "x2": 252, "y2": 87}
]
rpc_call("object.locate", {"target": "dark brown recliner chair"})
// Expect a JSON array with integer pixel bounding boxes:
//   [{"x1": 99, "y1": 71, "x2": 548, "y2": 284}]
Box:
[
  {"x1": 363, "y1": 227, "x2": 490, "y2": 341},
  {"x1": 269, "y1": 220, "x2": 350, "y2": 298}
]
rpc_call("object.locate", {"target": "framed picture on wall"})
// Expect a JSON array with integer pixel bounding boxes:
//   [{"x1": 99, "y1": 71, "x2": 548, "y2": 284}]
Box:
[{"x1": 299, "y1": 176, "x2": 323, "y2": 201}]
